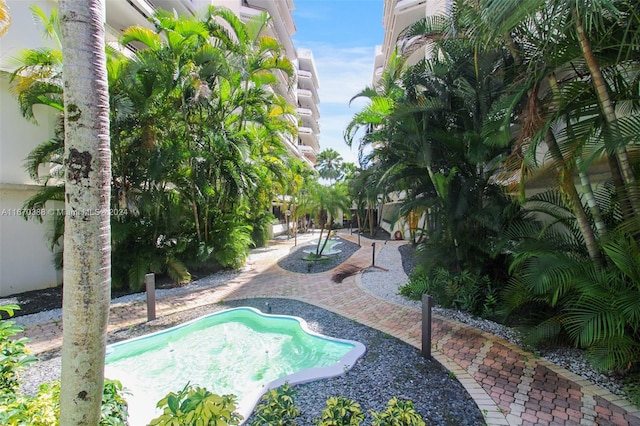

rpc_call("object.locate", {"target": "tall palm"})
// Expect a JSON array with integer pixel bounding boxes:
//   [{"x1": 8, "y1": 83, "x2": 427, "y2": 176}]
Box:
[
  {"x1": 484, "y1": 0, "x2": 640, "y2": 220},
  {"x1": 315, "y1": 148, "x2": 344, "y2": 184},
  {"x1": 478, "y1": 0, "x2": 640, "y2": 369},
  {"x1": 298, "y1": 181, "x2": 350, "y2": 256},
  {"x1": 371, "y1": 11, "x2": 517, "y2": 277},
  {"x1": 58, "y1": 1, "x2": 111, "y2": 424}
]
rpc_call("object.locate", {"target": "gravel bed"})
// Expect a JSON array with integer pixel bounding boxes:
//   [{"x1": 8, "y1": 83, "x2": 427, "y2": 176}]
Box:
[
  {"x1": 20, "y1": 298, "x2": 485, "y2": 426},
  {"x1": 277, "y1": 236, "x2": 360, "y2": 274}
]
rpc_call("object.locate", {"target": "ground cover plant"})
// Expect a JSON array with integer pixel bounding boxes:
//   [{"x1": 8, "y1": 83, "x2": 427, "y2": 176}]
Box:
[{"x1": 0, "y1": 305, "x2": 129, "y2": 425}]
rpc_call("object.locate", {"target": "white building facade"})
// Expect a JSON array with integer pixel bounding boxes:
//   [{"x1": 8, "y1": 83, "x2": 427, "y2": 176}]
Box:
[
  {"x1": 371, "y1": 0, "x2": 450, "y2": 239},
  {"x1": 373, "y1": 0, "x2": 449, "y2": 85},
  {"x1": 0, "y1": 0, "x2": 320, "y2": 296}
]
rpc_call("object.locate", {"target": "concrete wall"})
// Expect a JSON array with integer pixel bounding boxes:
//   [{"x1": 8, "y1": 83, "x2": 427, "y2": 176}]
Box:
[{"x1": 0, "y1": 1, "x2": 63, "y2": 296}]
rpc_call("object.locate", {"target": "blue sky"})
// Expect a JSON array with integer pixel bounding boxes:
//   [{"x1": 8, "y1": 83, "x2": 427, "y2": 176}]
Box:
[{"x1": 292, "y1": 0, "x2": 384, "y2": 166}]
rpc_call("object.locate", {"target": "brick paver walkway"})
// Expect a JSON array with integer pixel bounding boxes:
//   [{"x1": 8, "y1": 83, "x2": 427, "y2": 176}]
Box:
[{"x1": 17, "y1": 232, "x2": 640, "y2": 426}]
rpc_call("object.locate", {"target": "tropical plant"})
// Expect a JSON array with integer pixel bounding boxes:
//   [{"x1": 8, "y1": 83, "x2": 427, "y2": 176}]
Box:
[
  {"x1": 297, "y1": 182, "x2": 350, "y2": 257},
  {"x1": 0, "y1": 379, "x2": 129, "y2": 426},
  {"x1": 501, "y1": 191, "x2": 640, "y2": 371},
  {"x1": 0, "y1": 305, "x2": 36, "y2": 394},
  {"x1": 400, "y1": 268, "x2": 498, "y2": 318},
  {"x1": 150, "y1": 383, "x2": 242, "y2": 426},
  {"x1": 315, "y1": 148, "x2": 345, "y2": 184},
  {"x1": 12, "y1": 5, "x2": 304, "y2": 292},
  {"x1": 0, "y1": 305, "x2": 128, "y2": 425},
  {"x1": 250, "y1": 383, "x2": 300, "y2": 426},
  {"x1": 370, "y1": 397, "x2": 425, "y2": 426},
  {"x1": 475, "y1": 0, "x2": 640, "y2": 372},
  {"x1": 314, "y1": 396, "x2": 364, "y2": 426}
]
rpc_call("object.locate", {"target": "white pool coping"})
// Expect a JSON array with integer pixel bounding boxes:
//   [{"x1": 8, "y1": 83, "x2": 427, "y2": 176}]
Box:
[{"x1": 105, "y1": 306, "x2": 366, "y2": 425}]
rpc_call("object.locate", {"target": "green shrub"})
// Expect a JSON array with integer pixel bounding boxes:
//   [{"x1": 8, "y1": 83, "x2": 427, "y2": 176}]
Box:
[
  {"x1": 0, "y1": 379, "x2": 128, "y2": 426},
  {"x1": 251, "y1": 383, "x2": 300, "y2": 426},
  {"x1": 623, "y1": 373, "x2": 640, "y2": 409},
  {"x1": 370, "y1": 397, "x2": 425, "y2": 426},
  {"x1": 0, "y1": 305, "x2": 37, "y2": 394},
  {"x1": 149, "y1": 383, "x2": 242, "y2": 426},
  {"x1": 100, "y1": 379, "x2": 130, "y2": 425},
  {"x1": 315, "y1": 396, "x2": 364, "y2": 425},
  {"x1": 251, "y1": 212, "x2": 275, "y2": 248},
  {"x1": 399, "y1": 268, "x2": 497, "y2": 318},
  {"x1": 398, "y1": 273, "x2": 430, "y2": 301}
]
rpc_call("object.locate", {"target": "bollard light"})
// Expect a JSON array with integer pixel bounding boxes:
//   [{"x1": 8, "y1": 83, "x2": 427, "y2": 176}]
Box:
[
  {"x1": 145, "y1": 273, "x2": 156, "y2": 322},
  {"x1": 421, "y1": 294, "x2": 433, "y2": 359}
]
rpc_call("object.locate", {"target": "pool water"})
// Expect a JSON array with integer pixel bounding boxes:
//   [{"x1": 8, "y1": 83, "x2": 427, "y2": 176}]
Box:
[{"x1": 104, "y1": 307, "x2": 365, "y2": 424}]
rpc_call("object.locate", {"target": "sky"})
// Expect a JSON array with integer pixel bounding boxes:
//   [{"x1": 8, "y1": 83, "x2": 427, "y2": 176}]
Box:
[{"x1": 292, "y1": 0, "x2": 384, "y2": 166}]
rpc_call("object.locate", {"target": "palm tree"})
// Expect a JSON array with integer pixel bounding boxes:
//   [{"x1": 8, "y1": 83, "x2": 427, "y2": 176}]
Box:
[
  {"x1": 484, "y1": 0, "x2": 640, "y2": 219},
  {"x1": 298, "y1": 181, "x2": 350, "y2": 257},
  {"x1": 315, "y1": 148, "x2": 345, "y2": 184},
  {"x1": 11, "y1": 5, "x2": 302, "y2": 291},
  {"x1": 472, "y1": 0, "x2": 640, "y2": 370},
  {"x1": 58, "y1": 1, "x2": 111, "y2": 424}
]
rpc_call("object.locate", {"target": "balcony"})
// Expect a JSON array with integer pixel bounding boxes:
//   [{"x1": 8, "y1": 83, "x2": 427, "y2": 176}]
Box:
[
  {"x1": 298, "y1": 127, "x2": 320, "y2": 152},
  {"x1": 299, "y1": 146, "x2": 317, "y2": 165},
  {"x1": 299, "y1": 144, "x2": 318, "y2": 156},
  {"x1": 297, "y1": 74, "x2": 319, "y2": 102},
  {"x1": 297, "y1": 89, "x2": 320, "y2": 116},
  {"x1": 296, "y1": 106, "x2": 319, "y2": 121},
  {"x1": 298, "y1": 114, "x2": 319, "y2": 134}
]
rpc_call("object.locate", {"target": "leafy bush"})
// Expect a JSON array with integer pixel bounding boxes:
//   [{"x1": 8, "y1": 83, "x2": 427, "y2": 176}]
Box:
[
  {"x1": 370, "y1": 397, "x2": 425, "y2": 426},
  {"x1": 149, "y1": 383, "x2": 242, "y2": 426},
  {"x1": 398, "y1": 273, "x2": 430, "y2": 301},
  {"x1": 210, "y1": 214, "x2": 253, "y2": 269},
  {"x1": 0, "y1": 305, "x2": 37, "y2": 394},
  {"x1": 251, "y1": 211, "x2": 275, "y2": 248},
  {"x1": 0, "y1": 379, "x2": 128, "y2": 425},
  {"x1": 251, "y1": 383, "x2": 300, "y2": 426},
  {"x1": 399, "y1": 268, "x2": 497, "y2": 318},
  {"x1": 315, "y1": 396, "x2": 364, "y2": 425}
]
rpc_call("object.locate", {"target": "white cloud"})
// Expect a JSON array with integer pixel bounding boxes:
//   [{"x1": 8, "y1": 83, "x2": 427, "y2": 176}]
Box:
[{"x1": 305, "y1": 43, "x2": 376, "y2": 106}]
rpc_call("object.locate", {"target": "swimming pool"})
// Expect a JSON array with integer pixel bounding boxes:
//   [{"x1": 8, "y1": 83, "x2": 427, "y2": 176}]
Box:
[{"x1": 104, "y1": 307, "x2": 366, "y2": 424}]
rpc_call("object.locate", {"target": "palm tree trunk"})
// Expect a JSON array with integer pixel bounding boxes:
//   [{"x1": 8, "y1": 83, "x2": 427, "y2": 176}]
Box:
[
  {"x1": 369, "y1": 204, "x2": 375, "y2": 237},
  {"x1": 319, "y1": 217, "x2": 334, "y2": 256},
  {"x1": 315, "y1": 225, "x2": 324, "y2": 256},
  {"x1": 576, "y1": 156, "x2": 608, "y2": 239},
  {"x1": 544, "y1": 131, "x2": 602, "y2": 264},
  {"x1": 59, "y1": 1, "x2": 111, "y2": 424},
  {"x1": 191, "y1": 195, "x2": 202, "y2": 242},
  {"x1": 574, "y1": 10, "x2": 638, "y2": 219},
  {"x1": 548, "y1": 74, "x2": 609, "y2": 243}
]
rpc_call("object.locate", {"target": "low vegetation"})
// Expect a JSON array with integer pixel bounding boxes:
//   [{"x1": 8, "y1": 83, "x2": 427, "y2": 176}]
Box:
[{"x1": 0, "y1": 305, "x2": 128, "y2": 425}]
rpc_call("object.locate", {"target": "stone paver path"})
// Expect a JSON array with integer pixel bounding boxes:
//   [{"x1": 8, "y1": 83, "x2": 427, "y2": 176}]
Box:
[{"x1": 16, "y1": 231, "x2": 640, "y2": 426}]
